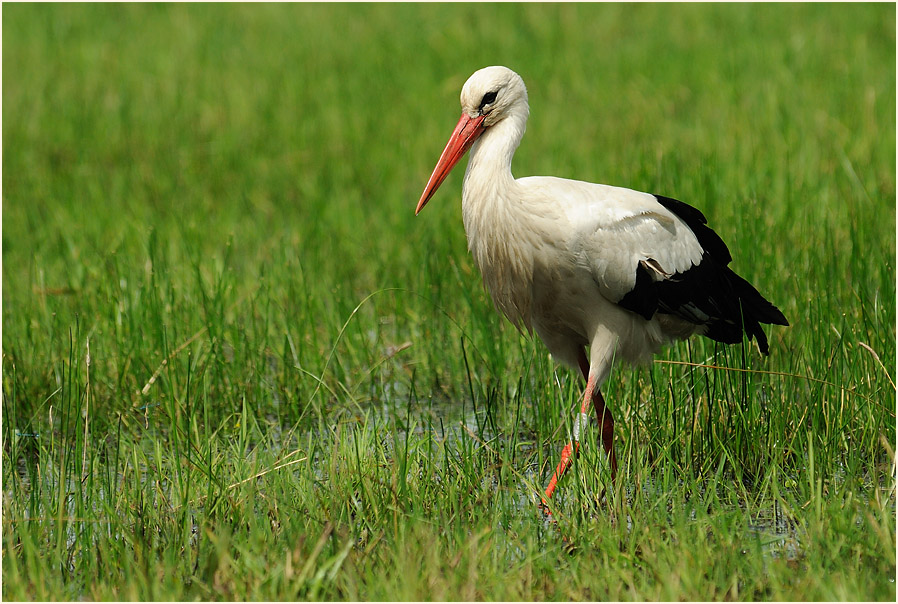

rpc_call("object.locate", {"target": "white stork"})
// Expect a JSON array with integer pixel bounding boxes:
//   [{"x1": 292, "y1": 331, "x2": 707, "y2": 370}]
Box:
[{"x1": 415, "y1": 66, "x2": 788, "y2": 505}]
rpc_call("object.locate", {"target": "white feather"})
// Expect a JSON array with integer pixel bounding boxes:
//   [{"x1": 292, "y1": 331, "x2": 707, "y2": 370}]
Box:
[{"x1": 456, "y1": 67, "x2": 703, "y2": 379}]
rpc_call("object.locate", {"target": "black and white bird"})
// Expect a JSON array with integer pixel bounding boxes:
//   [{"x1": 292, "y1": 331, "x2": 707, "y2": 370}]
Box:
[{"x1": 415, "y1": 66, "x2": 788, "y2": 504}]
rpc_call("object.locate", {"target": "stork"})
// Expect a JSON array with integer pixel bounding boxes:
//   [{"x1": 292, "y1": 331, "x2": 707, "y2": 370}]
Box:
[{"x1": 414, "y1": 66, "x2": 788, "y2": 506}]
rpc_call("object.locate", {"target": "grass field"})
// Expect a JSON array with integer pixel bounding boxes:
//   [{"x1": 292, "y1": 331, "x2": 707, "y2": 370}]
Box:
[{"x1": 2, "y1": 3, "x2": 895, "y2": 600}]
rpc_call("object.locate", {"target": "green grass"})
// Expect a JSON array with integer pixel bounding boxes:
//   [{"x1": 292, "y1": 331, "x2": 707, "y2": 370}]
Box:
[{"x1": 2, "y1": 3, "x2": 895, "y2": 600}]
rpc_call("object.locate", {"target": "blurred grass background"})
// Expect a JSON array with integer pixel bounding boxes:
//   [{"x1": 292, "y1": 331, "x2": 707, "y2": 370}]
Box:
[{"x1": 3, "y1": 3, "x2": 895, "y2": 600}]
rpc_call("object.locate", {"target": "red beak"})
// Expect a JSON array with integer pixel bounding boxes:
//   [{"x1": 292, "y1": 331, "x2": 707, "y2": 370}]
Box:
[{"x1": 415, "y1": 112, "x2": 487, "y2": 215}]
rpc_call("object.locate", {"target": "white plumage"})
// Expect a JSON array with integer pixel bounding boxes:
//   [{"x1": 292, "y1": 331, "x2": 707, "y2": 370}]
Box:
[{"x1": 415, "y1": 66, "x2": 787, "y2": 504}]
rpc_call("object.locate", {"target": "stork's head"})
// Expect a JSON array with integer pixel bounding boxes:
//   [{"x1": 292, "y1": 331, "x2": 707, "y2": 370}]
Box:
[
  {"x1": 459, "y1": 66, "x2": 528, "y2": 127},
  {"x1": 415, "y1": 66, "x2": 528, "y2": 215}
]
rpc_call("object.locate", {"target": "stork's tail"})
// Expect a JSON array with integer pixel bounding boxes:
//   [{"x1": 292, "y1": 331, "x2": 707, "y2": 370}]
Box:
[{"x1": 705, "y1": 268, "x2": 789, "y2": 355}]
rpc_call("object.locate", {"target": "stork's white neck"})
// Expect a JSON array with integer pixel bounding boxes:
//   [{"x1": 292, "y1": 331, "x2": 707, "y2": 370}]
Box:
[
  {"x1": 459, "y1": 106, "x2": 534, "y2": 330},
  {"x1": 462, "y1": 108, "x2": 528, "y2": 207}
]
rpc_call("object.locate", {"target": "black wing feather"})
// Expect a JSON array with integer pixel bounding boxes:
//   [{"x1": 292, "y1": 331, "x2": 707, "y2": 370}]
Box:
[{"x1": 617, "y1": 195, "x2": 788, "y2": 354}]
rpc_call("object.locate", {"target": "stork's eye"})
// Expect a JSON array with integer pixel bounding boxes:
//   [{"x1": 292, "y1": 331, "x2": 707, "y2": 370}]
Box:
[{"x1": 479, "y1": 90, "x2": 498, "y2": 109}]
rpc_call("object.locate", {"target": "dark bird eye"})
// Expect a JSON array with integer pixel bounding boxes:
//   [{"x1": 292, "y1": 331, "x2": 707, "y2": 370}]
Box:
[{"x1": 480, "y1": 91, "x2": 498, "y2": 108}]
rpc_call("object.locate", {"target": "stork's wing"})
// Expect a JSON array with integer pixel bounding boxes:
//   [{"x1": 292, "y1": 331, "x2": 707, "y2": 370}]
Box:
[
  {"x1": 523, "y1": 178, "x2": 788, "y2": 353},
  {"x1": 527, "y1": 179, "x2": 706, "y2": 302}
]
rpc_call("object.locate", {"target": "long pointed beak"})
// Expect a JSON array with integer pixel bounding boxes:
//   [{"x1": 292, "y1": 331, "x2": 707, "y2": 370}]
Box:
[{"x1": 415, "y1": 112, "x2": 487, "y2": 215}]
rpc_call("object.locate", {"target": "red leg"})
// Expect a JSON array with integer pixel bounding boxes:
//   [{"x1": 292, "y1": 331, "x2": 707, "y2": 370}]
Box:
[
  {"x1": 542, "y1": 440, "x2": 579, "y2": 502},
  {"x1": 591, "y1": 389, "x2": 618, "y2": 479},
  {"x1": 542, "y1": 350, "x2": 616, "y2": 509},
  {"x1": 542, "y1": 375, "x2": 594, "y2": 505},
  {"x1": 579, "y1": 349, "x2": 617, "y2": 479},
  {"x1": 542, "y1": 352, "x2": 597, "y2": 505}
]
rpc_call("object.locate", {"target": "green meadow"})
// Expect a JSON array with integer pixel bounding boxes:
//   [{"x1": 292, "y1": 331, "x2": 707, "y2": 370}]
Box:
[{"x1": 3, "y1": 3, "x2": 895, "y2": 600}]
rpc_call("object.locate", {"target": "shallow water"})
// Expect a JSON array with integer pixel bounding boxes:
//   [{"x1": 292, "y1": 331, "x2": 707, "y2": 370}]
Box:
[{"x1": 10, "y1": 394, "x2": 891, "y2": 577}]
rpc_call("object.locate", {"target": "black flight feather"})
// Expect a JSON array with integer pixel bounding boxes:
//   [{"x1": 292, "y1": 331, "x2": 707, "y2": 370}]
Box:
[{"x1": 617, "y1": 195, "x2": 788, "y2": 354}]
